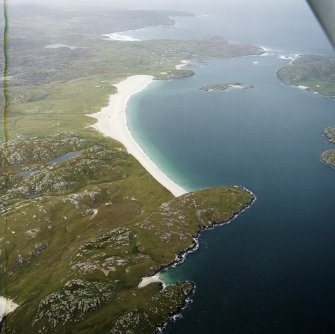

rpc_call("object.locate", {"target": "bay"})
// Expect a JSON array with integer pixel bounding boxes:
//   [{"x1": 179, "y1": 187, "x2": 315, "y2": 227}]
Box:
[
  {"x1": 128, "y1": 54, "x2": 335, "y2": 333},
  {"x1": 126, "y1": 2, "x2": 335, "y2": 333}
]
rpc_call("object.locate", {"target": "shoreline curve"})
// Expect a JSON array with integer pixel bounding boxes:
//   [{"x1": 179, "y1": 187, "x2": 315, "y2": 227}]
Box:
[{"x1": 90, "y1": 75, "x2": 187, "y2": 197}]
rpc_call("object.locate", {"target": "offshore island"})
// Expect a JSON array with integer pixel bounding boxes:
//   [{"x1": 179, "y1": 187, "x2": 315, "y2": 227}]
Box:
[
  {"x1": 200, "y1": 83, "x2": 255, "y2": 92},
  {"x1": 0, "y1": 5, "x2": 259, "y2": 333}
]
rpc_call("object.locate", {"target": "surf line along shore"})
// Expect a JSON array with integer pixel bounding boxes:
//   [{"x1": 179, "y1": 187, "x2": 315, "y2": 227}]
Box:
[{"x1": 90, "y1": 75, "x2": 187, "y2": 197}]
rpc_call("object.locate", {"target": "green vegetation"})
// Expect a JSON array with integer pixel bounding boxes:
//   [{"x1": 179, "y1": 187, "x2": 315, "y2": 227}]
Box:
[
  {"x1": 1, "y1": 5, "x2": 258, "y2": 332},
  {"x1": 324, "y1": 126, "x2": 335, "y2": 143},
  {"x1": 0, "y1": 35, "x2": 262, "y2": 140},
  {"x1": 201, "y1": 82, "x2": 241, "y2": 91},
  {"x1": 276, "y1": 55, "x2": 335, "y2": 97},
  {"x1": 276, "y1": 55, "x2": 335, "y2": 171},
  {"x1": 3, "y1": 4, "x2": 176, "y2": 40},
  {"x1": 321, "y1": 149, "x2": 335, "y2": 168},
  {"x1": 1, "y1": 134, "x2": 254, "y2": 333},
  {"x1": 200, "y1": 82, "x2": 255, "y2": 91},
  {"x1": 0, "y1": 5, "x2": 262, "y2": 141},
  {"x1": 322, "y1": 127, "x2": 335, "y2": 168}
]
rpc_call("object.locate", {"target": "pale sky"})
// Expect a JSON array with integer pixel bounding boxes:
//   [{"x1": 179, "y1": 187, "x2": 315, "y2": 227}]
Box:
[{"x1": 8, "y1": 0, "x2": 305, "y2": 12}]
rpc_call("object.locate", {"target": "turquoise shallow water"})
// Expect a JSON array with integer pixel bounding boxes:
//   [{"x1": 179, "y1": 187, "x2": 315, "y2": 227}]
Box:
[{"x1": 127, "y1": 54, "x2": 335, "y2": 333}]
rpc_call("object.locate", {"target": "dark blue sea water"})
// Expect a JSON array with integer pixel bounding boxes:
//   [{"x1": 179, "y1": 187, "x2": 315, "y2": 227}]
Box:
[{"x1": 127, "y1": 3, "x2": 335, "y2": 333}]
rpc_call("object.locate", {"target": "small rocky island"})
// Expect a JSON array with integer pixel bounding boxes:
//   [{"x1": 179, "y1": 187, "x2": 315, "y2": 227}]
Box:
[
  {"x1": 321, "y1": 149, "x2": 335, "y2": 168},
  {"x1": 322, "y1": 127, "x2": 335, "y2": 169},
  {"x1": 200, "y1": 83, "x2": 255, "y2": 91}
]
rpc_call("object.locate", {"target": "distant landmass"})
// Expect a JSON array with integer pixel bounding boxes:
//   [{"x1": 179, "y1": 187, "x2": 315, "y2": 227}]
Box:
[
  {"x1": 6, "y1": 4, "x2": 176, "y2": 36},
  {"x1": 277, "y1": 55, "x2": 335, "y2": 170},
  {"x1": 276, "y1": 54, "x2": 335, "y2": 98},
  {"x1": 160, "y1": 10, "x2": 195, "y2": 17}
]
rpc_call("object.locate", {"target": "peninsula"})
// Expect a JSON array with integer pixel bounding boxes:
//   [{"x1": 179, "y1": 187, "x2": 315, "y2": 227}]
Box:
[
  {"x1": 0, "y1": 4, "x2": 258, "y2": 333},
  {"x1": 276, "y1": 54, "x2": 335, "y2": 98}
]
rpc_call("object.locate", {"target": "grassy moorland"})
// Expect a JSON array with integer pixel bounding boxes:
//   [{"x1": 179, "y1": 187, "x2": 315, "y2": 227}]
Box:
[
  {"x1": 0, "y1": 4, "x2": 262, "y2": 140},
  {"x1": 1, "y1": 33, "x2": 262, "y2": 140},
  {"x1": 276, "y1": 55, "x2": 335, "y2": 170},
  {"x1": 0, "y1": 38, "x2": 258, "y2": 140},
  {"x1": 1, "y1": 134, "x2": 254, "y2": 333},
  {"x1": 1, "y1": 5, "x2": 258, "y2": 332},
  {"x1": 276, "y1": 55, "x2": 335, "y2": 97}
]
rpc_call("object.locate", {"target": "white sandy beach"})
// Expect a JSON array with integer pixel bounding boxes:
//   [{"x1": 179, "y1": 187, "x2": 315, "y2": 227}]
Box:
[
  {"x1": 138, "y1": 274, "x2": 164, "y2": 288},
  {"x1": 0, "y1": 297, "x2": 18, "y2": 321},
  {"x1": 90, "y1": 75, "x2": 187, "y2": 197},
  {"x1": 175, "y1": 59, "x2": 191, "y2": 70},
  {"x1": 101, "y1": 32, "x2": 140, "y2": 42}
]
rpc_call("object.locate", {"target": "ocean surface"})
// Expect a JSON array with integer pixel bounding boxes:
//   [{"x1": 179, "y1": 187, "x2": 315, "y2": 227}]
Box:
[{"x1": 126, "y1": 3, "x2": 335, "y2": 333}]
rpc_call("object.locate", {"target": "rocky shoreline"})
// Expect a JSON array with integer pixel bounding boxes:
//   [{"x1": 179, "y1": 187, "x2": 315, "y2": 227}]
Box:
[
  {"x1": 276, "y1": 54, "x2": 335, "y2": 99},
  {"x1": 153, "y1": 186, "x2": 256, "y2": 332},
  {"x1": 321, "y1": 149, "x2": 335, "y2": 169},
  {"x1": 160, "y1": 186, "x2": 256, "y2": 271},
  {"x1": 275, "y1": 54, "x2": 335, "y2": 172}
]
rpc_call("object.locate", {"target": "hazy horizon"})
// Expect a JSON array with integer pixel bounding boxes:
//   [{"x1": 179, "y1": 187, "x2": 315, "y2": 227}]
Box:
[
  {"x1": 4, "y1": 0, "x2": 327, "y2": 48},
  {"x1": 6, "y1": 0, "x2": 315, "y2": 13}
]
